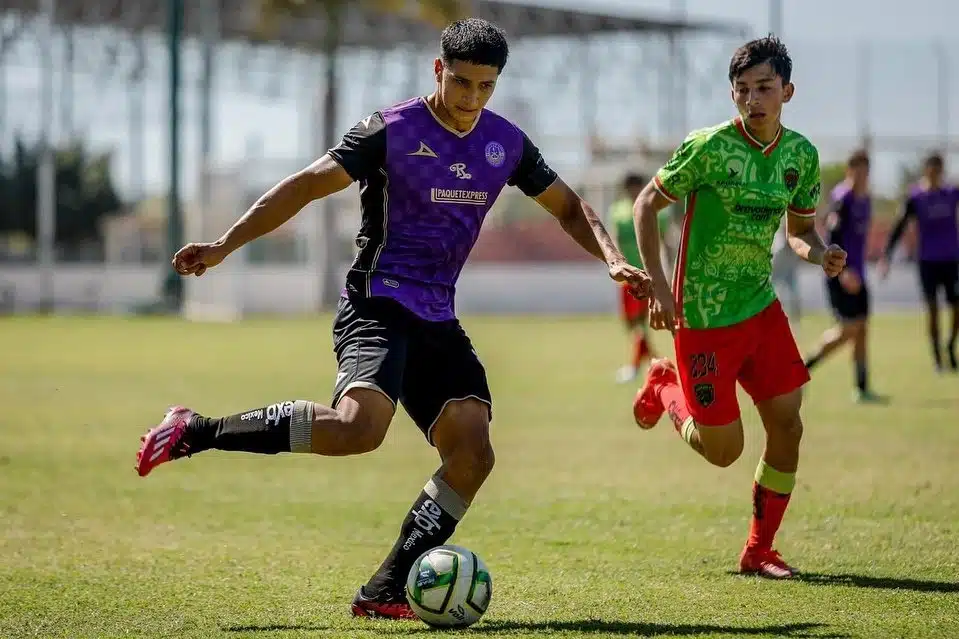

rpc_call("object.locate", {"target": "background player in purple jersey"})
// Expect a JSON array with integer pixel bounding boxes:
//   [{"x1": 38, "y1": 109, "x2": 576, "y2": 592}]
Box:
[
  {"x1": 879, "y1": 152, "x2": 959, "y2": 371},
  {"x1": 803, "y1": 150, "x2": 884, "y2": 402},
  {"x1": 134, "y1": 18, "x2": 650, "y2": 620}
]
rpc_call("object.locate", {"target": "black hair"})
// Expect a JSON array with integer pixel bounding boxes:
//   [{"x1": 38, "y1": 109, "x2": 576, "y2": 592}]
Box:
[
  {"x1": 622, "y1": 173, "x2": 646, "y2": 190},
  {"x1": 847, "y1": 149, "x2": 870, "y2": 168},
  {"x1": 728, "y1": 35, "x2": 792, "y2": 84},
  {"x1": 924, "y1": 152, "x2": 944, "y2": 169},
  {"x1": 441, "y1": 18, "x2": 509, "y2": 72}
]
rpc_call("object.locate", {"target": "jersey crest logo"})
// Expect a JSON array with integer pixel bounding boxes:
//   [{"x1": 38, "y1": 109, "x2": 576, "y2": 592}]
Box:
[
  {"x1": 408, "y1": 141, "x2": 438, "y2": 158},
  {"x1": 784, "y1": 167, "x2": 800, "y2": 192},
  {"x1": 449, "y1": 163, "x2": 472, "y2": 180},
  {"x1": 693, "y1": 383, "x2": 715, "y2": 407},
  {"x1": 485, "y1": 141, "x2": 506, "y2": 167}
]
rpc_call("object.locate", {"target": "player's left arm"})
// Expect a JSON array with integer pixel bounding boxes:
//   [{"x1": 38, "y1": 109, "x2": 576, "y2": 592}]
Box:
[
  {"x1": 786, "y1": 145, "x2": 830, "y2": 265},
  {"x1": 509, "y1": 132, "x2": 623, "y2": 266}
]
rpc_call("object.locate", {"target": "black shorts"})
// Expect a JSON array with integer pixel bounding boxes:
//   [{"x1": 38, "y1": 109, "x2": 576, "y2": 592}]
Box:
[
  {"x1": 827, "y1": 277, "x2": 870, "y2": 321},
  {"x1": 918, "y1": 260, "x2": 959, "y2": 305},
  {"x1": 330, "y1": 294, "x2": 492, "y2": 444}
]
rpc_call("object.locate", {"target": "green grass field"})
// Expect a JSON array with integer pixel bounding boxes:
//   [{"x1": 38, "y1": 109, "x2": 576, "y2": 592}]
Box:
[{"x1": 1, "y1": 313, "x2": 957, "y2": 638}]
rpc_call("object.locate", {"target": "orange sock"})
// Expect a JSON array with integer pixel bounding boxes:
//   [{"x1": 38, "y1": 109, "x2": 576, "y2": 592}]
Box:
[
  {"x1": 747, "y1": 461, "x2": 796, "y2": 550},
  {"x1": 659, "y1": 382, "x2": 691, "y2": 435}
]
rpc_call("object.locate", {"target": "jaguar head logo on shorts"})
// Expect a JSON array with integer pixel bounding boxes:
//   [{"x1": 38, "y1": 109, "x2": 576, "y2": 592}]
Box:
[
  {"x1": 694, "y1": 383, "x2": 715, "y2": 407},
  {"x1": 784, "y1": 167, "x2": 800, "y2": 192}
]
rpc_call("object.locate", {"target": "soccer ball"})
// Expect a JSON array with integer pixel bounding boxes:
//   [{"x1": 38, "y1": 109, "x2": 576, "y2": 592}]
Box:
[{"x1": 405, "y1": 545, "x2": 492, "y2": 628}]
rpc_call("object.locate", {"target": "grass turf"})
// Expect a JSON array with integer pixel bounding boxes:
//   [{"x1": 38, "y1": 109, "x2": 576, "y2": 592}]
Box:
[{"x1": 1, "y1": 313, "x2": 957, "y2": 638}]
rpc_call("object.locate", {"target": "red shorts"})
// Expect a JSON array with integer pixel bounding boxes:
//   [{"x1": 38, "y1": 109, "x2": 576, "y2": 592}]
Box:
[
  {"x1": 620, "y1": 283, "x2": 649, "y2": 323},
  {"x1": 673, "y1": 300, "x2": 809, "y2": 426}
]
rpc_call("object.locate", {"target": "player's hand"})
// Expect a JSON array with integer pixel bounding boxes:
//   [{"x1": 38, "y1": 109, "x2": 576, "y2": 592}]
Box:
[
  {"x1": 608, "y1": 260, "x2": 652, "y2": 299},
  {"x1": 649, "y1": 279, "x2": 681, "y2": 334},
  {"x1": 822, "y1": 244, "x2": 847, "y2": 279},
  {"x1": 172, "y1": 242, "x2": 229, "y2": 277}
]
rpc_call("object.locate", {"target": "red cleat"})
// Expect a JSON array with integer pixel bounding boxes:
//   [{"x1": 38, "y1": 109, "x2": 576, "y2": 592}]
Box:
[
  {"x1": 632, "y1": 358, "x2": 679, "y2": 429},
  {"x1": 350, "y1": 586, "x2": 417, "y2": 620},
  {"x1": 135, "y1": 406, "x2": 194, "y2": 477},
  {"x1": 739, "y1": 546, "x2": 798, "y2": 579}
]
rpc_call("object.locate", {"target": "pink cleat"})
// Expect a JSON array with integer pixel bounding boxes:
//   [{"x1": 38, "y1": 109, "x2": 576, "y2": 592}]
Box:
[
  {"x1": 632, "y1": 358, "x2": 679, "y2": 429},
  {"x1": 136, "y1": 406, "x2": 195, "y2": 477},
  {"x1": 739, "y1": 547, "x2": 799, "y2": 579}
]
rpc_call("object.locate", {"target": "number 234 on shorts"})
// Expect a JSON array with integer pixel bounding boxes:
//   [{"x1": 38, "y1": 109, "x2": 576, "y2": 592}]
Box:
[{"x1": 673, "y1": 300, "x2": 810, "y2": 426}]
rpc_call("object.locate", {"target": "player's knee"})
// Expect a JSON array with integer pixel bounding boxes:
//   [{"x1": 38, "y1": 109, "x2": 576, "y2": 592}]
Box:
[
  {"x1": 433, "y1": 400, "x2": 495, "y2": 481},
  {"x1": 333, "y1": 388, "x2": 394, "y2": 454},
  {"x1": 706, "y1": 443, "x2": 743, "y2": 468},
  {"x1": 700, "y1": 432, "x2": 743, "y2": 468}
]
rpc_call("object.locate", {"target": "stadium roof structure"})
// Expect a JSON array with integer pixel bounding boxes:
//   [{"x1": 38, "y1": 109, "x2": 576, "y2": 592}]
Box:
[{"x1": 1, "y1": 0, "x2": 746, "y2": 49}]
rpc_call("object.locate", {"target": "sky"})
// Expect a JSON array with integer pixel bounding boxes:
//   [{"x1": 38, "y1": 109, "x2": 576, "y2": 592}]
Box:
[{"x1": 1, "y1": 0, "x2": 957, "y2": 198}]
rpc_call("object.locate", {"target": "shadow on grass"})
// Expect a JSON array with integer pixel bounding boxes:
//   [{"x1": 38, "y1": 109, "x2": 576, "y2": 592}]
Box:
[
  {"x1": 795, "y1": 572, "x2": 959, "y2": 593},
  {"x1": 222, "y1": 624, "x2": 330, "y2": 633},
  {"x1": 394, "y1": 620, "x2": 843, "y2": 637}
]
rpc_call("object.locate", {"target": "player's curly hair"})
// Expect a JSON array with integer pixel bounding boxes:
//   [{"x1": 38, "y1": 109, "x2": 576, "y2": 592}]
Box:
[
  {"x1": 728, "y1": 35, "x2": 792, "y2": 84},
  {"x1": 441, "y1": 18, "x2": 509, "y2": 72}
]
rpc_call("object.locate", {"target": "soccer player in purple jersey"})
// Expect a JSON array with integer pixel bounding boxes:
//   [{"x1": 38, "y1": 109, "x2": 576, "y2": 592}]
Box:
[
  {"x1": 803, "y1": 150, "x2": 884, "y2": 402},
  {"x1": 879, "y1": 152, "x2": 959, "y2": 371},
  {"x1": 134, "y1": 18, "x2": 650, "y2": 620}
]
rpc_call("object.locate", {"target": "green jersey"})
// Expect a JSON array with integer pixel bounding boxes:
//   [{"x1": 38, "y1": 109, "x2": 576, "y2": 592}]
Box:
[
  {"x1": 609, "y1": 198, "x2": 672, "y2": 270},
  {"x1": 653, "y1": 117, "x2": 821, "y2": 329}
]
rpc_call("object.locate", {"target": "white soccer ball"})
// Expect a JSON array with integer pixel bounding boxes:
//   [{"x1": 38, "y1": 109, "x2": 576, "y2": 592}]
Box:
[{"x1": 405, "y1": 544, "x2": 492, "y2": 628}]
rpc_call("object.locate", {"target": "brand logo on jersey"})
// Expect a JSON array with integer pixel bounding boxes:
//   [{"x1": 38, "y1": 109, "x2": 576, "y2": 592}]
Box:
[
  {"x1": 734, "y1": 202, "x2": 781, "y2": 221},
  {"x1": 431, "y1": 188, "x2": 488, "y2": 206},
  {"x1": 382, "y1": 278, "x2": 400, "y2": 289},
  {"x1": 784, "y1": 167, "x2": 800, "y2": 192},
  {"x1": 449, "y1": 163, "x2": 472, "y2": 179},
  {"x1": 717, "y1": 161, "x2": 744, "y2": 188},
  {"x1": 408, "y1": 141, "x2": 438, "y2": 158},
  {"x1": 485, "y1": 141, "x2": 506, "y2": 167}
]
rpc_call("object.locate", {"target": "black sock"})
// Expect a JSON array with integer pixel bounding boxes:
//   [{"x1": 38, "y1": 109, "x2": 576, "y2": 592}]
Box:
[
  {"x1": 930, "y1": 333, "x2": 942, "y2": 369},
  {"x1": 948, "y1": 337, "x2": 958, "y2": 370},
  {"x1": 855, "y1": 361, "x2": 868, "y2": 392},
  {"x1": 185, "y1": 400, "x2": 313, "y2": 455},
  {"x1": 804, "y1": 352, "x2": 823, "y2": 370},
  {"x1": 364, "y1": 475, "x2": 469, "y2": 598}
]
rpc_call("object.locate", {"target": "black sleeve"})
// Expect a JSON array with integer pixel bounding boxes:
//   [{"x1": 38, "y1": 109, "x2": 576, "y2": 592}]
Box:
[
  {"x1": 508, "y1": 131, "x2": 558, "y2": 197},
  {"x1": 885, "y1": 197, "x2": 918, "y2": 257},
  {"x1": 327, "y1": 112, "x2": 387, "y2": 182}
]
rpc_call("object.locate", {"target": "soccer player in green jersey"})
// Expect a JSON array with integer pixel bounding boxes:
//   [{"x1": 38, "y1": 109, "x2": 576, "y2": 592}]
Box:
[
  {"x1": 630, "y1": 36, "x2": 847, "y2": 578},
  {"x1": 611, "y1": 173, "x2": 674, "y2": 383}
]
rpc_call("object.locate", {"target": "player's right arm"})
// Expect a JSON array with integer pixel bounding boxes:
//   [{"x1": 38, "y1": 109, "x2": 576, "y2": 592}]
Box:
[
  {"x1": 884, "y1": 196, "x2": 917, "y2": 260},
  {"x1": 633, "y1": 133, "x2": 708, "y2": 331},
  {"x1": 173, "y1": 113, "x2": 385, "y2": 276}
]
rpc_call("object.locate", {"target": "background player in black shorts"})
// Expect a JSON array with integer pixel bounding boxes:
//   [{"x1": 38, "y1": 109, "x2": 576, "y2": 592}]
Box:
[
  {"x1": 135, "y1": 18, "x2": 650, "y2": 620},
  {"x1": 804, "y1": 150, "x2": 884, "y2": 402},
  {"x1": 879, "y1": 153, "x2": 959, "y2": 371}
]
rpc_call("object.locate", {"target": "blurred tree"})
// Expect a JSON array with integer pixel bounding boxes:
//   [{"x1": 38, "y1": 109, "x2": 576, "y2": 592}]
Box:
[
  {"x1": 0, "y1": 138, "x2": 123, "y2": 251},
  {"x1": 256, "y1": 0, "x2": 465, "y2": 307}
]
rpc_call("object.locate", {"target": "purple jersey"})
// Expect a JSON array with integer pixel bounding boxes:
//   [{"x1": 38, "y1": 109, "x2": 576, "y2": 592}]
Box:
[
  {"x1": 903, "y1": 185, "x2": 959, "y2": 262},
  {"x1": 828, "y1": 182, "x2": 871, "y2": 277},
  {"x1": 328, "y1": 97, "x2": 557, "y2": 321}
]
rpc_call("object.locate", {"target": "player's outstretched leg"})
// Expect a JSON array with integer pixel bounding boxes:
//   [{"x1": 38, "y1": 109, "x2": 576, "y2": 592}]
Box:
[
  {"x1": 135, "y1": 389, "x2": 395, "y2": 477},
  {"x1": 352, "y1": 399, "x2": 493, "y2": 620},
  {"x1": 633, "y1": 358, "x2": 744, "y2": 467},
  {"x1": 741, "y1": 388, "x2": 803, "y2": 579}
]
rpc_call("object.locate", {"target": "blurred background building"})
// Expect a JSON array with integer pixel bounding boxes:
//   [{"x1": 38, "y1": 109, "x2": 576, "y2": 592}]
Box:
[{"x1": 0, "y1": 0, "x2": 955, "y2": 316}]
